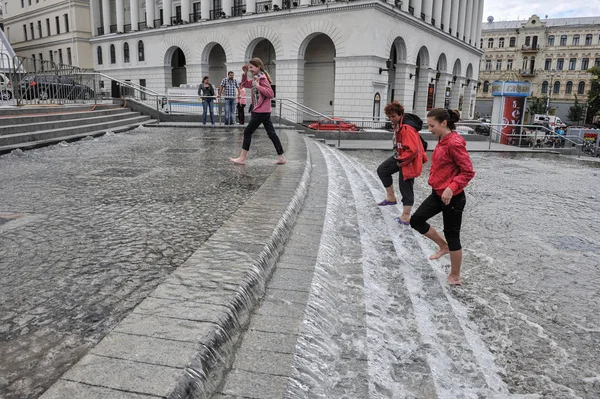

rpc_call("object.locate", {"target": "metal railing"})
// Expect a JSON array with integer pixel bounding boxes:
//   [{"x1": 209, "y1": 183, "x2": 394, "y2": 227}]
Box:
[
  {"x1": 232, "y1": 4, "x2": 246, "y2": 16},
  {"x1": 256, "y1": 1, "x2": 271, "y2": 12},
  {"x1": 210, "y1": 9, "x2": 226, "y2": 19},
  {"x1": 189, "y1": 12, "x2": 201, "y2": 22}
]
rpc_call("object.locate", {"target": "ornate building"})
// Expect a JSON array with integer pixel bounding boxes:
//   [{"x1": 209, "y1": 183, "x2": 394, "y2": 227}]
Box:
[{"x1": 476, "y1": 14, "x2": 600, "y2": 123}]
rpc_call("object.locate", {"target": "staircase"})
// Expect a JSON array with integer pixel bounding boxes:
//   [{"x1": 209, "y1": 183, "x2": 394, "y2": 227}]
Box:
[{"x1": 0, "y1": 104, "x2": 152, "y2": 154}]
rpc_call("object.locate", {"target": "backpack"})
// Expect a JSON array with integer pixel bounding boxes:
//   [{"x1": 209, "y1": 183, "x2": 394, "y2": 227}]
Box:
[{"x1": 402, "y1": 113, "x2": 428, "y2": 151}]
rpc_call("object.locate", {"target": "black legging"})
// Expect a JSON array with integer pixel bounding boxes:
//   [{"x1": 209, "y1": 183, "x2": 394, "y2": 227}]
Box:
[
  {"x1": 376, "y1": 156, "x2": 415, "y2": 206},
  {"x1": 242, "y1": 112, "x2": 284, "y2": 155},
  {"x1": 410, "y1": 190, "x2": 466, "y2": 251}
]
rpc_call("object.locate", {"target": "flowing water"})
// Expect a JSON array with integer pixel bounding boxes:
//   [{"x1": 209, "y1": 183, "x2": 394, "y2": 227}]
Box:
[{"x1": 286, "y1": 148, "x2": 600, "y2": 399}]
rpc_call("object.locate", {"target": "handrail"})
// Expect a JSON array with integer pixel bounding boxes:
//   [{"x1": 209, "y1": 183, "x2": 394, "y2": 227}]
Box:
[{"x1": 75, "y1": 72, "x2": 162, "y2": 96}]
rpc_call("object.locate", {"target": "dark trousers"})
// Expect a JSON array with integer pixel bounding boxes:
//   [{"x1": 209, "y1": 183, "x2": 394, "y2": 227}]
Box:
[
  {"x1": 242, "y1": 112, "x2": 284, "y2": 155},
  {"x1": 410, "y1": 190, "x2": 466, "y2": 251},
  {"x1": 237, "y1": 103, "x2": 246, "y2": 124},
  {"x1": 376, "y1": 156, "x2": 415, "y2": 206}
]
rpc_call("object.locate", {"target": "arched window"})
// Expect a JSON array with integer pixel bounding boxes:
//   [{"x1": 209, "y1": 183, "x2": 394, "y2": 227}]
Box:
[
  {"x1": 522, "y1": 56, "x2": 528, "y2": 71},
  {"x1": 548, "y1": 35, "x2": 554, "y2": 46},
  {"x1": 553, "y1": 81, "x2": 561, "y2": 94},
  {"x1": 572, "y1": 34, "x2": 580, "y2": 45},
  {"x1": 509, "y1": 37, "x2": 516, "y2": 47},
  {"x1": 560, "y1": 35, "x2": 567, "y2": 46},
  {"x1": 483, "y1": 80, "x2": 490, "y2": 93},
  {"x1": 585, "y1": 34, "x2": 593, "y2": 45},
  {"x1": 110, "y1": 44, "x2": 116, "y2": 64},
  {"x1": 373, "y1": 92, "x2": 381, "y2": 117},
  {"x1": 97, "y1": 46, "x2": 103, "y2": 65},
  {"x1": 487, "y1": 38, "x2": 494, "y2": 48},
  {"x1": 578, "y1": 81, "x2": 586, "y2": 95},
  {"x1": 123, "y1": 42, "x2": 130, "y2": 63},
  {"x1": 499, "y1": 37, "x2": 505, "y2": 48},
  {"x1": 138, "y1": 40, "x2": 145, "y2": 62},
  {"x1": 565, "y1": 81, "x2": 573, "y2": 94},
  {"x1": 541, "y1": 81, "x2": 548, "y2": 94}
]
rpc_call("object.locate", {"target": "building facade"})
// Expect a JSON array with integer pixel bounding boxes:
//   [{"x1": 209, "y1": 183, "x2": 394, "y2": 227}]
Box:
[
  {"x1": 2, "y1": 0, "x2": 94, "y2": 69},
  {"x1": 476, "y1": 14, "x2": 600, "y2": 123}
]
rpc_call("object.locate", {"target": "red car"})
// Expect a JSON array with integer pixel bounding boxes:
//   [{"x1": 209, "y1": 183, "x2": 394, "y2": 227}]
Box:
[{"x1": 308, "y1": 118, "x2": 359, "y2": 131}]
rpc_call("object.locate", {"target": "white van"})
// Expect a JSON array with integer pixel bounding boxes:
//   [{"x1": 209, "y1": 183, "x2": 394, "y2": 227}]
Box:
[{"x1": 533, "y1": 114, "x2": 566, "y2": 129}]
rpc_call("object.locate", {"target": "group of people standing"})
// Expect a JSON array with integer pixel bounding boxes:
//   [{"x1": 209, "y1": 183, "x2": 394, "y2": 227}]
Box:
[{"x1": 198, "y1": 71, "x2": 247, "y2": 126}]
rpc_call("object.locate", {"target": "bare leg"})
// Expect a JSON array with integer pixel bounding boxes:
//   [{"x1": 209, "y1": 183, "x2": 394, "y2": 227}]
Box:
[
  {"x1": 447, "y1": 250, "x2": 463, "y2": 285},
  {"x1": 276, "y1": 155, "x2": 287, "y2": 164},
  {"x1": 424, "y1": 227, "x2": 450, "y2": 260},
  {"x1": 400, "y1": 205, "x2": 412, "y2": 224},
  {"x1": 230, "y1": 149, "x2": 248, "y2": 165},
  {"x1": 384, "y1": 186, "x2": 397, "y2": 202}
]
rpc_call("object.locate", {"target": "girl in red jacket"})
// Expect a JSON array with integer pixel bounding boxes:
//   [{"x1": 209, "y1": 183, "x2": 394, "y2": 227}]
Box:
[
  {"x1": 377, "y1": 101, "x2": 428, "y2": 225},
  {"x1": 410, "y1": 108, "x2": 475, "y2": 285}
]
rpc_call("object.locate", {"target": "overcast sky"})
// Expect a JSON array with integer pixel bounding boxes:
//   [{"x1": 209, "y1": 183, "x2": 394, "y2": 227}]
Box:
[{"x1": 482, "y1": 1, "x2": 600, "y2": 22}]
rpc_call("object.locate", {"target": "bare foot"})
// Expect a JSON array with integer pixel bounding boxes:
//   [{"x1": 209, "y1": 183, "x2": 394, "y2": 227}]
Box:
[
  {"x1": 399, "y1": 214, "x2": 410, "y2": 224},
  {"x1": 275, "y1": 156, "x2": 287, "y2": 165},
  {"x1": 429, "y1": 246, "x2": 449, "y2": 260},
  {"x1": 447, "y1": 275, "x2": 463, "y2": 285},
  {"x1": 230, "y1": 157, "x2": 246, "y2": 165}
]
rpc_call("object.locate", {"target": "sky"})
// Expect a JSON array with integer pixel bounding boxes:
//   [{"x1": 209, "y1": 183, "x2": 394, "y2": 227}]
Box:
[{"x1": 482, "y1": 1, "x2": 600, "y2": 22}]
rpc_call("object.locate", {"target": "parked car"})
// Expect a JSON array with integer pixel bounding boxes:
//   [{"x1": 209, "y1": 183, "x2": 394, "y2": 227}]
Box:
[
  {"x1": 20, "y1": 75, "x2": 95, "y2": 100},
  {"x1": 0, "y1": 73, "x2": 14, "y2": 100},
  {"x1": 308, "y1": 118, "x2": 359, "y2": 131},
  {"x1": 456, "y1": 119, "x2": 490, "y2": 135}
]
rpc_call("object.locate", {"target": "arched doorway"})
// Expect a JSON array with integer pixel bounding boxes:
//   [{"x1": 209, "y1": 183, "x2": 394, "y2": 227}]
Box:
[
  {"x1": 434, "y1": 54, "x2": 448, "y2": 108},
  {"x1": 250, "y1": 39, "x2": 277, "y2": 95},
  {"x1": 171, "y1": 48, "x2": 187, "y2": 87},
  {"x1": 413, "y1": 47, "x2": 430, "y2": 114},
  {"x1": 207, "y1": 44, "x2": 226, "y2": 85},
  {"x1": 303, "y1": 34, "x2": 336, "y2": 116},
  {"x1": 386, "y1": 37, "x2": 407, "y2": 104}
]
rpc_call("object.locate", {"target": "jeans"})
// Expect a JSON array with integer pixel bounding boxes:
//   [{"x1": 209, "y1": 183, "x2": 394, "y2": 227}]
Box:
[
  {"x1": 202, "y1": 98, "x2": 214, "y2": 125},
  {"x1": 376, "y1": 156, "x2": 415, "y2": 206},
  {"x1": 242, "y1": 112, "x2": 284, "y2": 155},
  {"x1": 224, "y1": 98, "x2": 236, "y2": 125}
]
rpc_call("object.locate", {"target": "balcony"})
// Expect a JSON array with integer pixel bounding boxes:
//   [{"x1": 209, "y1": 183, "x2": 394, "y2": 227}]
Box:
[
  {"x1": 519, "y1": 69, "x2": 537, "y2": 77},
  {"x1": 256, "y1": 0, "x2": 270, "y2": 13},
  {"x1": 521, "y1": 44, "x2": 539, "y2": 53},
  {"x1": 171, "y1": 16, "x2": 185, "y2": 25},
  {"x1": 110, "y1": 24, "x2": 117, "y2": 33},
  {"x1": 189, "y1": 12, "x2": 201, "y2": 22},
  {"x1": 97, "y1": 27, "x2": 104, "y2": 35},
  {"x1": 138, "y1": 21, "x2": 148, "y2": 30},
  {"x1": 153, "y1": 18, "x2": 162, "y2": 28},
  {"x1": 232, "y1": 4, "x2": 246, "y2": 16},
  {"x1": 210, "y1": 9, "x2": 226, "y2": 20},
  {"x1": 124, "y1": 24, "x2": 132, "y2": 32}
]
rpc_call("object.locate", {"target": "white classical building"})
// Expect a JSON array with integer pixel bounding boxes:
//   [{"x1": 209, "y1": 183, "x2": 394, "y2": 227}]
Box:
[{"x1": 88, "y1": 0, "x2": 484, "y2": 118}]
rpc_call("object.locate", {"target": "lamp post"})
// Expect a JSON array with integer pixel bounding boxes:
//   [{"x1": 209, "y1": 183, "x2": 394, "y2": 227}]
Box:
[{"x1": 545, "y1": 69, "x2": 560, "y2": 117}]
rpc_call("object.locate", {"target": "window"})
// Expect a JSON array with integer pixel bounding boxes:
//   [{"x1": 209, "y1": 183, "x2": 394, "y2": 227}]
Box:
[
  {"x1": 483, "y1": 81, "x2": 490, "y2": 93},
  {"x1": 553, "y1": 81, "x2": 560, "y2": 94},
  {"x1": 23, "y1": 24, "x2": 27, "y2": 41},
  {"x1": 557, "y1": 58, "x2": 564, "y2": 70},
  {"x1": 30, "y1": 22, "x2": 34, "y2": 39},
  {"x1": 541, "y1": 81, "x2": 548, "y2": 94},
  {"x1": 64, "y1": 14, "x2": 69, "y2": 32},
  {"x1": 578, "y1": 81, "x2": 585, "y2": 94},
  {"x1": 37, "y1": 20, "x2": 41, "y2": 37},
  {"x1": 560, "y1": 35, "x2": 567, "y2": 46},
  {"x1": 586, "y1": 34, "x2": 593, "y2": 45},
  {"x1": 32, "y1": 54, "x2": 36, "y2": 68},
  {"x1": 544, "y1": 58, "x2": 552, "y2": 70},
  {"x1": 499, "y1": 37, "x2": 505, "y2": 48},
  {"x1": 548, "y1": 35, "x2": 554, "y2": 46},
  {"x1": 138, "y1": 40, "x2": 144, "y2": 61},
  {"x1": 49, "y1": 50, "x2": 53, "y2": 63},
  {"x1": 46, "y1": 18, "x2": 50, "y2": 36},
  {"x1": 97, "y1": 47, "x2": 103, "y2": 65},
  {"x1": 485, "y1": 59, "x2": 492, "y2": 71},
  {"x1": 55, "y1": 16, "x2": 60, "y2": 34},
  {"x1": 509, "y1": 37, "x2": 516, "y2": 47},
  {"x1": 496, "y1": 59, "x2": 502, "y2": 70},
  {"x1": 67, "y1": 47, "x2": 72, "y2": 65},
  {"x1": 566, "y1": 81, "x2": 573, "y2": 94},
  {"x1": 140, "y1": 79, "x2": 147, "y2": 100},
  {"x1": 507, "y1": 59, "x2": 513, "y2": 70},
  {"x1": 581, "y1": 58, "x2": 589, "y2": 70},
  {"x1": 522, "y1": 56, "x2": 528, "y2": 71},
  {"x1": 58, "y1": 48, "x2": 63, "y2": 64},
  {"x1": 487, "y1": 38, "x2": 494, "y2": 48},
  {"x1": 596, "y1": 58, "x2": 600, "y2": 67},
  {"x1": 21, "y1": 0, "x2": 24, "y2": 7},
  {"x1": 110, "y1": 44, "x2": 116, "y2": 64},
  {"x1": 123, "y1": 42, "x2": 130, "y2": 63},
  {"x1": 39, "y1": 52, "x2": 43, "y2": 70},
  {"x1": 572, "y1": 34, "x2": 579, "y2": 45},
  {"x1": 569, "y1": 58, "x2": 576, "y2": 70},
  {"x1": 525, "y1": 36, "x2": 531, "y2": 46},
  {"x1": 480, "y1": 38, "x2": 483, "y2": 49}
]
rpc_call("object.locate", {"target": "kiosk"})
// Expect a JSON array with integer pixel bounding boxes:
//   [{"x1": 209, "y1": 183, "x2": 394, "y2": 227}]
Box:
[{"x1": 490, "y1": 81, "x2": 532, "y2": 144}]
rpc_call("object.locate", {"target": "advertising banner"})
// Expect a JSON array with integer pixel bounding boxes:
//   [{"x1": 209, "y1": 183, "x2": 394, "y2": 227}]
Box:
[{"x1": 501, "y1": 96, "x2": 525, "y2": 144}]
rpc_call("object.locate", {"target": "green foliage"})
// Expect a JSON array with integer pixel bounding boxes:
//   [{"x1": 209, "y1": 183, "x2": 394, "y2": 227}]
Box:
[
  {"x1": 527, "y1": 97, "x2": 548, "y2": 118},
  {"x1": 567, "y1": 96, "x2": 585, "y2": 125},
  {"x1": 587, "y1": 67, "x2": 600, "y2": 120}
]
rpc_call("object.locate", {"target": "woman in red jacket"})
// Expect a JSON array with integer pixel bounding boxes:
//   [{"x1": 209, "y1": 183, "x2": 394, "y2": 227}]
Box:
[
  {"x1": 377, "y1": 101, "x2": 428, "y2": 225},
  {"x1": 410, "y1": 108, "x2": 475, "y2": 285}
]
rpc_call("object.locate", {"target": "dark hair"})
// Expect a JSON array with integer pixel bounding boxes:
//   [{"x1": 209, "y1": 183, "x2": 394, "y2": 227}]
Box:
[
  {"x1": 383, "y1": 101, "x2": 405, "y2": 118},
  {"x1": 427, "y1": 108, "x2": 461, "y2": 130},
  {"x1": 228, "y1": 71, "x2": 234, "y2": 75},
  {"x1": 203, "y1": 76, "x2": 209, "y2": 82}
]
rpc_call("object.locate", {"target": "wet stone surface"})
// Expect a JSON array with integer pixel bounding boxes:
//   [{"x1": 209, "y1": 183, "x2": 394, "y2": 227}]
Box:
[
  {"x1": 0, "y1": 126, "x2": 288, "y2": 399},
  {"x1": 350, "y1": 151, "x2": 600, "y2": 398}
]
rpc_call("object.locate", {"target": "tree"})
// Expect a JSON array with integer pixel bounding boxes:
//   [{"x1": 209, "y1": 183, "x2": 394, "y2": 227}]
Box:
[
  {"x1": 527, "y1": 96, "x2": 548, "y2": 120},
  {"x1": 587, "y1": 67, "x2": 600, "y2": 124},
  {"x1": 567, "y1": 96, "x2": 585, "y2": 125}
]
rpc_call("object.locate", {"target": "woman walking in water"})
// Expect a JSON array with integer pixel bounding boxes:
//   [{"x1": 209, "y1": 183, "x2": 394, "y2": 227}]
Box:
[
  {"x1": 409, "y1": 108, "x2": 475, "y2": 285},
  {"x1": 230, "y1": 58, "x2": 286, "y2": 165},
  {"x1": 376, "y1": 101, "x2": 428, "y2": 225}
]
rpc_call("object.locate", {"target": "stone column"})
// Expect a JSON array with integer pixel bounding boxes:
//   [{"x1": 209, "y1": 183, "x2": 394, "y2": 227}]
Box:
[
  {"x1": 457, "y1": 0, "x2": 467, "y2": 40},
  {"x1": 450, "y1": 0, "x2": 459, "y2": 36},
  {"x1": 435, "y1": 72, "x2": 452, "y2": 108},
  {"x1": 441, "y1": 0, "x2": 450, "y2": 32},
  {"x1": 463, "y1": 81, "x2": 475, "y2": 118},
  {"x1": 246, "y1": 0, "x2": 257, "y2": 13},
  {"x1": 422, "y1": 0, "x2": 433, "y2": 23},
  {"x1": 116, "y1": 0, "x2": 125, "y2": 31},
  {"x1": 475, "y1": 0, "x2": 484, "y2": 47},
  {"x1": 394, "y1": 63, "x2": 416, "y2": 111},
  {"x1": 222, "y1": 0, "x2": 233, "y2": 16},
  {"x1": 432, "y1": 0, "x2": 442, "y2": 28},
  {"x1": 400, "y1": 0, "x2": 408, "y2": 12},
  {"x1": 273, "y1": 59, "x2": 304, "y2": 123},
  {"x1": 464, "y1": 0, "x2": 473, "y2": 44},
  {"x1": 201, "y1": 0, "x2": 210, "y2": 20},
  {"x1": 130, "y1": 0, "x2": 139, "y2": 30},
  {"x1": 414, "y1": 68, "x2": 434, "y2": 119},
  {"x1": 145, "y1": 0, "x2": 155, "y2": 26},
  {"x1": 469, "y1": 0, "x2": 478, "y2": 45},
  {"x1": 89, "y1": 0, "x2": 100, "y2": 36},
  {"x1": 181, "y1": 0, "x2": 190, "y2": 21},
  {"x1": 102, "y1": 0, "x2": 111, "y2": 34},
  {"x1": 449, "y1": 76, "x2": 464, "y2": 109},
  {"x1": 163, "y1": 0, "x2": 172, "y2": 25},
  {"x1": 412, "y1": 0, "x2": 422, "y2": 19}
]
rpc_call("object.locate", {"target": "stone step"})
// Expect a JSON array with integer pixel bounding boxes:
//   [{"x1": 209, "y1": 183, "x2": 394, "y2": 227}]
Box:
[
  {"x1": 0, "y1": 115, "x2": 151, "y2": 152},
  {"x1": 0, "y1": 110, "x2": 139, "y2": 135},
  {"x1": 0, "y1": 107, "x2": 130, "y2": 128},
  {"x1": 0, "y1": 104, "x2": 120, "y2": 118}
]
